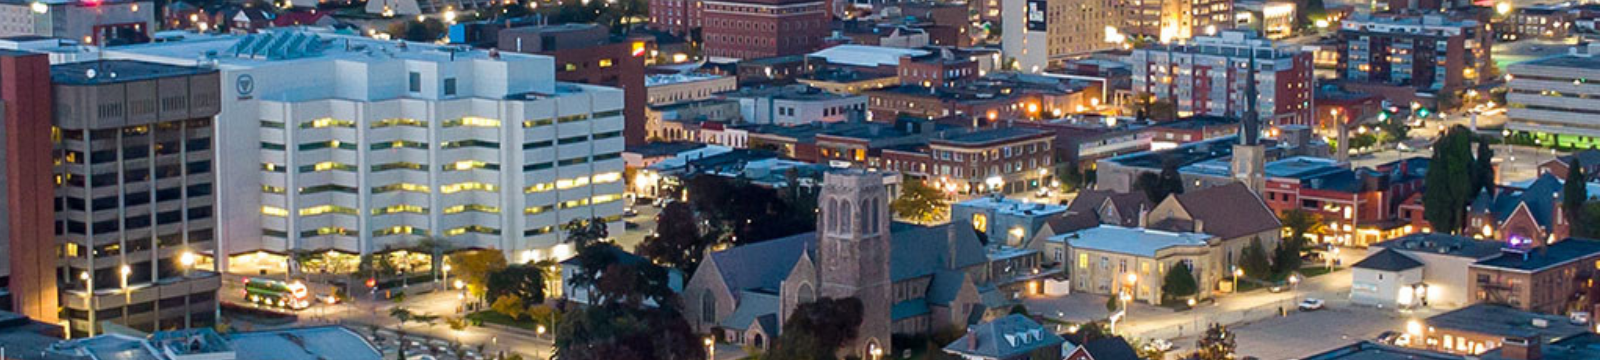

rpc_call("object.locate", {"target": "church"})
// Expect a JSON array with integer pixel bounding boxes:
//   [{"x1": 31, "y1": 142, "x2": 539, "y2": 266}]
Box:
[{"x1": 682, "y1": 170, "x2": 1054, "y2": 356}]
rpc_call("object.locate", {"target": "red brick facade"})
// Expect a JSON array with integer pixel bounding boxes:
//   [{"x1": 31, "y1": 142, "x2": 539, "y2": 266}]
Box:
[
  {"x1": 701, "y1": 0, "x2": 829, "y2": 59},
  {"x1": 1, "y1": 51, "x2": 60, "y2": 324}
]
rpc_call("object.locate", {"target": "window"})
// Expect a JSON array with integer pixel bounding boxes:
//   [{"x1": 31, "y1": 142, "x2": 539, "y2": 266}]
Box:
[
  {"x1": 599, "y1": 58, "x2": 614, "y2": 67},
  {"x1": 409, "y1": 72, "x2": 421, "y2": 92},
  {"x1": 443, "y1": 78, "x2": 457, "y2": 96},
  {"x1": 971, "y1": 213, "x2": 988, "y2": 233}
]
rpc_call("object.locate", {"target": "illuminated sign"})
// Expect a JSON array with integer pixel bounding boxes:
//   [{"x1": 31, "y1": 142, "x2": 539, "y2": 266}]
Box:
[
  {"x1": 631, "y1": 41, "x2": 646, "y2": 57},
  {"x1": 1027, "y1": 0, "x2": 1047, "y2": 32}
]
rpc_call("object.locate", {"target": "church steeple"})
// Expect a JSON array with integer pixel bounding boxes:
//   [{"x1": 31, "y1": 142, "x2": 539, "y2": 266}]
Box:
[{"x1": 1232, "y1": 48, "x2": 1267, "y2": 194}]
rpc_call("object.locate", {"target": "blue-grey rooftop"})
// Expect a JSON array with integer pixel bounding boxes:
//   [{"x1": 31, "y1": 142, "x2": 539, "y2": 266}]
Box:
[{"x1": 1473, "y1": 238, "x2": 1600, "y2": 272}]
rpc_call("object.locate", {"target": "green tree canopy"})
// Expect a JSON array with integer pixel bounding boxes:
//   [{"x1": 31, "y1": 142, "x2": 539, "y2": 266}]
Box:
[
  {"x1": 891, "y1": 178, "x2": 950, "y2": 224},
  {"x1": 767, "y1": 297, "x2": 866, "y2": 360},
  {"x1": 486, "y1": 264, "x2": 546, "y2": 307},
  {"x1": 1194, "y1": 323, "x2": 1237, "y2": 360},
  {"x1": 447, "y1": 249, "x2": 508, "y2": 299},
  {"x1": 1565, "y1": 159, "x2": 1588, "y2": 236},
  {"x1": 637, "y1": 201, "x2": 716, "y2": 274},
  {"x1": 1423, "y1": 126, "x2": 1477, "y2": 234},
  {"x1": 1161, "y1": 262, "x2": 1199, "y2": 300},
  {"x1": 1240, "y1": 237, "x2": 1272, "y2": 279}
]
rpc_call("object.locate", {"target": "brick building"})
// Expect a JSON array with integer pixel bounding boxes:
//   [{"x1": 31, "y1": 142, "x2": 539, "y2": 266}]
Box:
[
  {"x1": 881, "y1": 127, "x2": 1056, "y2": 194},
  {"x1": 499, "y1": 24, "x2": 650, "y2": 146},
  {"x1": 866, "y1": 73, "x2": 1097, "y2": 126},
  {"x1": 1469, "y1": 239, "x2": 1600, "y2": 315},
  {"x1": 1337, "y1": 14, "x2": 1492, "y2": 109},
  {"x1": 1261, "y1": 157, "x2": 1428, "y2": 247},
  {"x1": 0, "y1": 50, "x2": 57, "y2": 325},
  {"x1": 701, "y1": 0, "x2": 830, "y2": 59},
  {"x1": 1131, "y1": 30, "x2": 1316, "y2": 127}
]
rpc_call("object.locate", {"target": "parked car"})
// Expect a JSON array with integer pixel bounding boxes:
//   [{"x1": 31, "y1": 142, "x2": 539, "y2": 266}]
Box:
[
  {"x1": 1298, "y1": 298, "x2": 1325, "y2": 311},
  {"x1": 1571, "y1": 311, "x2": 1591, "y2": 325},
  {"x1": 1376, "y1": 331, "x2": 1402, "y2": 344},
  {"x1": 1268, "y1": 283, "x2": 1286, "y2": 293},
  {"x1": 623, "y1": 207, "x2": 638, "y2": 217}
]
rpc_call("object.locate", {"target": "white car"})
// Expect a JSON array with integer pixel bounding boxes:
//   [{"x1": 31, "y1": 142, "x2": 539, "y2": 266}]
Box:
[{"x1": 1298, "y1": 298, "x2": 1325, "y2": 311}]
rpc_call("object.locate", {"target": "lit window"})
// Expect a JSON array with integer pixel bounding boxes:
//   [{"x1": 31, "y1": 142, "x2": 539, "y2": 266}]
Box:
[
  {"x1": 440, "y1": 182, "x2": 498, "y2": 194},
  {"x1": 599, "y1": 59, "x2": 615, "y2": 67},
  {"x1": 262, "y1": 206, "x2": 289, "y2": 217}
]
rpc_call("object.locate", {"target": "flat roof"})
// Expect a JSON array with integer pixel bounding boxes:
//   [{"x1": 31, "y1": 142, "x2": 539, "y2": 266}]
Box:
[
  {"x1": 933, "y1": 127, "x2": 1049, "y2": 147},
  {"x1": 1425, "y1": 304, "x2": 1589, "y2": 339},
  {"x1": 1054, "y1": 225, "x2": 1213, "y2": 257},
  {"x1": 1373, "y1": 233, "x2": 1507, "y2": 259},
  {"x1": 228, "y1": 326, "x2": 382, "y2": 360},
  {"x1": 1473, "y1": 238, "x2": 1600, "y2": 272},
  {"x1": 808, "y1": 45, "x2": 928, "y2": 68},
  {"x1": 1481, "y1": 332, "x2": 1600, "y2": 360},
  {"x1": 1515, "y1": 52, "x2": 1600, "y2": 70},
  {"x1": 956, "y1": 195, "x2": 1068, "y2": 217},
  {"x1": 1300, "y1": 341, "x2": 1462, "y2": 360},
  {"x1": 1264, "y1": 156, "x2": 1344, "y2": 179},
  {"x1": 51, "y1": 60, "x2": 215, "y2": 85},
  {"x1": 645, "y1": 72, "x2": 730, "y2": 87}
]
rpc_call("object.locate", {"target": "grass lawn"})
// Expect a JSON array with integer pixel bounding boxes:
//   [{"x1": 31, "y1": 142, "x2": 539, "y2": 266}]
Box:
[{"x1": 465, "y1": 311, "x2": 540, "y2": 331}]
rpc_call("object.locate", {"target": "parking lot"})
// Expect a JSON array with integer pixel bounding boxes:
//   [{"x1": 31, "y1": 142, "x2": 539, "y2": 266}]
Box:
[{"x1": 1222, "y1": 304, "x2": 1429, "y2": 359}]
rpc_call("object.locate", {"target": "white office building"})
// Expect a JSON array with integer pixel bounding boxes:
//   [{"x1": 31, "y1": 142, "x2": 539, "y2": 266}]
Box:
[{"x1": 109, "y1": 30, "x2": 625, "y2": 271}]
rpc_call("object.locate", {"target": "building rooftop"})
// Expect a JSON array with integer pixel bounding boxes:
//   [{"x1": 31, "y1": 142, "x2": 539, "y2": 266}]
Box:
[
  {"x1": 645, "y1": 72, "x2": 731, "y2": 87},
  {"x1": 50, "y1": 60, "x2": 216, "y2": 85},
  {"x1": 1053, "y1": 225, "x2": 1214, "y2": 257},
  {"x1": 1351, "y1": 249, "x2": 1424, "y2": 271},
  {"x1": 1372, "y1": 233, "x2": 1507, "y2": 259},
  {"x1": 808, "y1": 44, "x2": 929, "y2": 68},
  {"x1": 626, "y1": 141, "x2": 709, "y2": 158},
  {"x1": 1474, "y1": 238, "x2": 1600, "y2": 272},
  {"x1": 943, "y1": 314, "x2": 1067, "y2": 359},
  {"x1": 932, "y1": 127, "x2": 1050, "y2": 147},
  {"x1": 1263, "y1": 156, "x2": 1344, "y2": 179},
  {"x1": 1481, "y1": 332, "x2": 1600, "y2": 360},
  {"x1": 723, "y1": 84, "x2": 862, "y2": 102},
  {"x1": 1300, "y1": 341, "x2": 1463, "y2": 360},
  {"x1": 1425, "y1": 304, "x2": 1590, "y2": 340},
  {"x1": 956, "y1": 195, "x2": 1069, "y2": 217}
]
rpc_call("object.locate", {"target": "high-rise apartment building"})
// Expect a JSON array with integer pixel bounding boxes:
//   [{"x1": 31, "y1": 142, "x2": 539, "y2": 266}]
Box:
[
  {"x1": 1337, "y1": 14, "x2": 1492, "y2": 101},
  {"x1": 701, "y1": 0, "x2": 829, "y2": 59},
  {"x1": 51, "y1": 59, "x2": 223, "y2": 337},
  {"x1": 649, "y1": 0, "x2": 705, "y2": 35},
  {"x1": 1123, "y1": 0, "x2": 1234, "y2": 43},
  {"x1": 0, "y1": 49, "x2": 58, "y2": 325},
  {"x1": 110, "y1": 30, "x2": 625, "y2": 272},
  {"x1": 1131, "y1": 30, "x2": 1315, "y2": 127},
  {"x1": 1001, "y1": 0, "x2": 1121, "y2": 72}
]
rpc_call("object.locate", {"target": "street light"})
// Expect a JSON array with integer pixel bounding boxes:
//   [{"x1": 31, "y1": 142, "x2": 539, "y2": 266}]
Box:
[
  {"x1": 180, "y1": 251, "x2": 197, "y2": 278},
  {"x1": 705, "y1": 337, "x2": 715, "y2": 360},
  {"x1": 80, "y1": 271, "x2": 93, "y2": 336},
  {"x1": 1232, "y1": 268, "x2": 1244, "y2": 293},
  {"x1": 870, "y1": 344, "x2": 883, "y2": 360}
]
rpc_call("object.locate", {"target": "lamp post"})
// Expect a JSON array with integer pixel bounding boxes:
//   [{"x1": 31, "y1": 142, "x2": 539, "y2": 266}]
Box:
[
  {"x1": 180, "y1": 251, "x2": 197, "y2": 278},
  {"x1": 705, "y1": 337, "x2": 715, "y2": 360},
  {"x1": 1232, "y1": 267, "x2": 1244, "y2": 293}
]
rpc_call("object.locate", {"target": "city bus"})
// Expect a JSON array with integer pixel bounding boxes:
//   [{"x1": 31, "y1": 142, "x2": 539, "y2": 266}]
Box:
[{"x1": 243, "y1": 278, "x2": 311, "y2": 310}]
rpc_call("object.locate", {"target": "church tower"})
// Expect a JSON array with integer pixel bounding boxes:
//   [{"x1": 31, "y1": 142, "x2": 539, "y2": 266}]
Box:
[
  {"x1": 816, "y1": 169, "x2": 893, "y2": 357},
  {"x1": 1232, "y1": 50, "x2": 1267, "y2": 194}
]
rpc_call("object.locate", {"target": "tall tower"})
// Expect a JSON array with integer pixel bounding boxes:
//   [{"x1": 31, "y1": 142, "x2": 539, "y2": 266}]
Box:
[
  {"x1": 816, "y1": 169, "x2": 893, "y2": 357},
  {"x1": 1231, "y1": 50, "x2": 1267, "y2": 194}
]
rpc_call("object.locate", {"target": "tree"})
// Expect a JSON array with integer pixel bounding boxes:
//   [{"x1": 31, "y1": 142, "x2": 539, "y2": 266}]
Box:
[
  {"x1": 1009, "y1": 304, "x2": 1031, "y2": 316},
  {"x1": 568, "y1": 235, "x2": 678, "y2": 308},
  {"x1": 390, "y1": 307, "x2": 417, "y2": 328},
  {"x1": 1565, "y1": 159, "x2": 1588, "y2": 236},
  {"x1": 555, "y1": 304, "x2": 706, "y2": 360},
  {"x1": 1272, "y1": 238, "x2": 1303, "y2": 275},
  {"x1": 1105, "y1": 293, "x2": 1122, "y2": 313},
  {"x1": 1423, "y1": 126, "x2": 1476, "y2": 234},
  {"x1": 891, "y1": 178, "x2": 949, "y2": 224},
  {"x1": 1057, "y1": 162, "x2": 1088, "y2": 192},
  {"x1": 1240, "y1": 237, "x2": 1272, "y2": 279},
  {"x1": 417, "y1": 236, "x2": 454, "y2": 277},
  {"x1": 1074, "y1": 322, "x2": 1111, "y2": 343},
  {"x1": 686, "y1": 175, "x2": 813, "y2": 245},
  {"x1": 1161, "y1": 262, "x2": 1199, "y2": 300},
  {"x1": 637, "y1": 201, "x2": 716, "y2": 273},
  {"x1": 1136, "y1": 340, "x2": 1169, "y2": 360},
  {"x1": 486, "y1": 264, "x2": 547, "y2": 307},
  {"x1": 1193, "y1": 323, "x2": 1237, "y2": 360},
  {"x1": 1471, "y1": 139, "x2": 1497, "y2": 200},
  {"x1": 491, "y1": 294, "x2": 526, "y2": 320},
  {"x1": 767, "y1": 297, "x2": 866, "y2": 360},
  {"x1": 448, "y1": 249, "x2": 508, "y2": 299},
  {"x1": 1136, "y1": 161, "x2": 1186, "y2": 203},
  {"x1": 564, "y1": 218, "x2": 611, "y2": 248},
  {"x1": 1280, "y1": 209, "x2": 1326, "y2": 250}
]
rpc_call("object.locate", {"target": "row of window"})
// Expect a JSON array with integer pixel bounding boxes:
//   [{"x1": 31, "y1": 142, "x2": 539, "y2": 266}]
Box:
[{"x1": 60, "y1": 206, "x2": 213, "y2": 235}]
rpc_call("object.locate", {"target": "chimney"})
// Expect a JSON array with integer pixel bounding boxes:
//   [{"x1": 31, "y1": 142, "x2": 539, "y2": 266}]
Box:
[
  {"x1": 1501, "y1": 336, "x2": 1542, "y2": 360},
  {"x1": 1137, "y1": 205, "x2": 1150, "y2": 228},
  {"x1": 967, "y1": 330, "x2": 978, "y2": 351},
  {"x1": 1194, "y1": 219, "x2": 1205, "y2": 233}
]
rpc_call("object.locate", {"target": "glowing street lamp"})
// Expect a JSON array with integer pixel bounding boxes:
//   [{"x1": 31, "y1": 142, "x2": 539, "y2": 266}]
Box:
[
  {"x1": 1232, "y1": 267, "x2": 1244, "y2": 293},
  {"x1": 704, "y1": 337, "x2": 715, "y2": 360}
]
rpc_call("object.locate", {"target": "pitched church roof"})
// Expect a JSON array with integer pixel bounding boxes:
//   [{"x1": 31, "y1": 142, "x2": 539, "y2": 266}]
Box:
[
  {"x1": 708, "y1": 232, "x2": 817, "y2": 294},
  {"x1": 1068, "y1": 189, "x2": 1151, "y2": 226},
  {"x1": 1161, "y1": 182, "x2": 1281, "y2": 239},
  {"x1": 1473, "y1": 174, "x2": 1563, "y2": 229}
]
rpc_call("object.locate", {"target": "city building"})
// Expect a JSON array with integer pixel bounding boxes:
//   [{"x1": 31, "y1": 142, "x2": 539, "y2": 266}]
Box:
[
  {"x1": 110, "y1": 30, "x2": 625, "y2": 272},
  {"x1": 649, "y1": 0, "x2": 703, "y2": 35},
  {"x1": 1130, "y1": 30, "x2": 1316, "y2": 127},
  {"x1": 942, "y1": 314, "x2": 1068, "y2": 360},
  {"x1": 1468, "y1": 238, "x2": 1600, "y2": 315},
  {"x1": 1505, "y1": 43, "x2": 1600, "y2": 148},
  {"x1": 364, "y1": 0, "x2": 494, "y2": 16},
  {"x1": 721, "y1": 85, "x2": 869, "y2": 125},
  {"x1": 1350, "y1": 234, "x2": 1505, "y2": 309},
  {"x1": 0, "y1": 50, "x2": 56, "y2": 324},
  {"x1": 1336, "y1": 14, "x2": 1492, "y2": 109},
  {"x1": 1063, "y1": 336, "x2": 1141, "y2": 360},
  {"x1": 1260, "y1": 156, "x2": 1428, "y2": 247},
  {"x1": 39, "y1": 326, "x2": 382, "y2": 360},
  {"x1": 1308, "y1": 332, "x2": 1600, "y2": 360},
  {"x1": 1314, "y1": 90, "x2": 1384, "y2": 134},
  {"x1": 1056, "y1": 225, "x2": 1219, "y2": 303},
  {"x1": 683, "y1": 170, "x2": 1053, "y2": 354},
  {"x1": 1410, "y1": 304, "x2": 1590, "y2": 355},
  {"x1": 897, "y1": 48, "x2": 980, "y2": 88},
  {"x1": 999, "y1": 0, "x2": 1120, "y2": 72},
  {"x1": 1094, "y1": 134, "x2": 1323, "y2": 193},
  {"x1": 1465, "y1": 174, "x2": 1569, "y2": 245},
  {"x1": 646, "y1": 73, "x2": 738, "y2": 106},
  {"x1": 1121, "y1": 0, "x2": 1232, "y2": 43},
  {"x1": 0, "y1": 0, "x2": 155, "y2": 45},
  {"x1": 1143, "y1": 182, "x2": 1284, "y2": 276},
  {"x1": 880, "y1": 127, "x2": 1057, "y2": 194},
  {"x1": 1145, "y1": 116, "x2": 1240, "y2": 150},
  {"x1": 701, "y1": 0, "x2": 829, "y2": 59},
  {"x1": 647, "y1": 98, "x2": 742, "y2": 142},
  {"x1": 950, "y1": 195, "x2": 1069, "y2": 249},
  {"x1": 1009, "y1": 115, "x2": 1151, "y2": 170},
  {"x1": 1507, "y1": 6, "x2": 1572, "y2": 40},
  {"x1": 1234, "y1": 1, "x2": 1295, "y2": 39},
  {"x1": 499, "y1": 24, "x2": 651, "y2": 146},
  {"x1": 51, "y1": 59, "x2": 223, "y2": 337},
  {"x1": 735, "y1": 55, "x2": 809, "y2": 86},
  {"x1": 865, "y1": 73, "x2": 1098, "y2": 125},
  {"x1": 1538, "y1": 150, "x2": 1600, "y2": 182}
]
